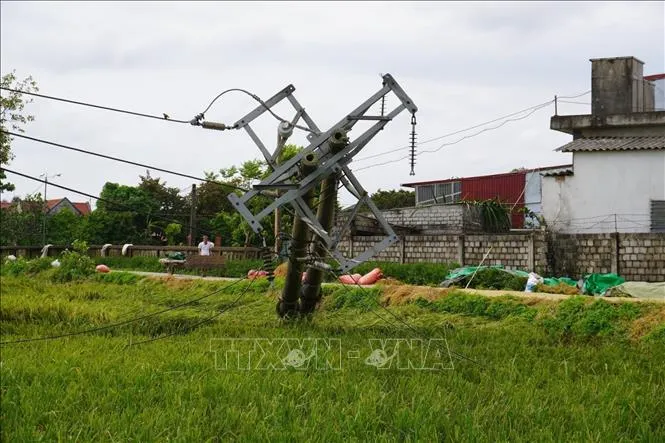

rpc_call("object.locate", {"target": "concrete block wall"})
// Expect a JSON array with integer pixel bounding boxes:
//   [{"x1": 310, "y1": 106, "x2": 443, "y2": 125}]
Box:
[
  {"x1": 463, "y1": 234, "x2": 533, "y2": 270},
  {"x1": 381, "y1": 205, "x2": 465, "y2": 231},
  {"x1": 337, "y1": 231, "x2": 665, "y2": 282},
  {"x1": 619, "y1": 234, "x2": 665, "y2": 281},
  {"x1": 403, "y1": 235, "x2": 459, "y2": 263},
  {"x1": 547, "y1": 233, "x2": 616, "y2": 277}
]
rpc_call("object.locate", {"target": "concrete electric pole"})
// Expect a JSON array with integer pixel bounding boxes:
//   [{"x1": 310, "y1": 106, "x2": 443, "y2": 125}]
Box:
[{"x1": 192, "y1": 74, "x2": 418, "y2": 317}]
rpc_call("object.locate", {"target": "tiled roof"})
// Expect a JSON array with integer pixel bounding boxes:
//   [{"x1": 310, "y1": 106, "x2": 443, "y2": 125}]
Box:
[
  {"x1": 72, "y1": 202, "x2": 91, "y2": 215},
  {"x1": 556, "y1": 136, "x2": 665, "y2": 153}
]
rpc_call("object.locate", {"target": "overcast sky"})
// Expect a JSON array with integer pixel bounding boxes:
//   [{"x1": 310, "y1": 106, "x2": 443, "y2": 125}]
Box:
[{"x1": 1, "y1": 1, "x2": 663, "y2": 208}]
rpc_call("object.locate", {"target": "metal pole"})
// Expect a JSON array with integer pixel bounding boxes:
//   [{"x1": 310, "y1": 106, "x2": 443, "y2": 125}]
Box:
[
  {"x1": 278, "y1": 152, "x2": 319, "y2": 318},
  {"x1": 300, "y1": 130, "x2": 348, "y2": 314},
  {"x1": 42, "y1": 176, "x2": 47, "y2": 245},
  {"x1": 188, "y1": 184, "x2": 197, "y2": 246}
]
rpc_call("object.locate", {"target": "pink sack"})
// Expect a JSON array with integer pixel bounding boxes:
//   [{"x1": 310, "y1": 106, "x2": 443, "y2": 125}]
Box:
[
  {"x1": 352, "y1": 274, "x2": 362, "y2": 283},
  {"x1": 96, "y1": 264, "x2": 110, "y2": 273},
  {"x1": 338, "y1": 275, "x2": 356, "y2": 284},
  {"x1": 358, "y1": 268, "x2": 383, "y2": 285}
]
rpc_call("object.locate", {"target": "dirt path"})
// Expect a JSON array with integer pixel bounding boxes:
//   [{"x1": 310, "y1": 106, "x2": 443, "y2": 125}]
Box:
[
  {"x1": 123, "y1": 271, "x2": 663, "y2": 304},
  {"x1": 126, "y1": 271, "x2": 238, "y2": 282}
]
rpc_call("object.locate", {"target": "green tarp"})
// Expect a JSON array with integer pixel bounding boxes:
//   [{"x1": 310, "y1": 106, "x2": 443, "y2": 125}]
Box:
[
  {"x1": 582, "y1": 273, "x2": 625, "y2": 296},
  {"x1": 441, "y1": 266, "x2": 625, "y2": 295},
  {"x1": 165, "y1": 252, "x2": 186, "y2": 261}
]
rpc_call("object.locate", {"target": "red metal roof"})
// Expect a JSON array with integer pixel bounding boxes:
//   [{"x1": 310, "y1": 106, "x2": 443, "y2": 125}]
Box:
[
  {"x1": 0, "y1": 201, "x2": 12, "y2": 210},
  {"x1": 645, "y1": 73, "x2": 665, "y2": 81},
  {"x1": 400, "y1": 164, "x2": 573, "y2": 188}
]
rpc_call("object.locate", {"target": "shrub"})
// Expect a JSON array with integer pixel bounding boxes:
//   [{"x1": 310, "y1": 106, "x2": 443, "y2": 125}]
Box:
[
  {"x1": 458, "y1": 268, "x2": 527, "y2": 291},
  {"x1": 352, "y1": 261, "x2": 459, "y2": 286},
  {"x1": 51, "y1": 240, "x2": 96, "y2": 283},
  {"x1": 1, "y1": 257, "x2": 53, "y2": 276}
]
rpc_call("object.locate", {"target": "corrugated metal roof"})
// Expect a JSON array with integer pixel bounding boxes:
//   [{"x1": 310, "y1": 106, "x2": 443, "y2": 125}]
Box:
[
  {"x1": 556, "y1": 136, "x2": 665, "y2": 153},
  {"x1": 541, "y1": 167, "x2": 574, "y2": 177},
  {"x1": 401, "y1": 164, "x2": 572, "y2": 187}
]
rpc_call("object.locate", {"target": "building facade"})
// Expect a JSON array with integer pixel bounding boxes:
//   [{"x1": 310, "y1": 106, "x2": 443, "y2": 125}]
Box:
[
  {"x1": 543, "y1": 56, "x2": 665, "y2": 234},
  {"x1": 401, "y1": 165, "x2": 571, "y2": 229}
]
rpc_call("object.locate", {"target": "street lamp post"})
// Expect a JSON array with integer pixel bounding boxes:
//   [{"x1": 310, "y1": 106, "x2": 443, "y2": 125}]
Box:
[{"x1": 40, "y1": 172, "x2": 61, "y2": 246}]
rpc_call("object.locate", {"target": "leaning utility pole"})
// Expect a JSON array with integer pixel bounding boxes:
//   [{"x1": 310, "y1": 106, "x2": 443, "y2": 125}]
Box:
[
  {"x1": 192, "y1": 74, "x2": 418, "y2": 318},
  {"x1": 300, "y1": 130, "x2": 348, "y2": 313},
  {"x1": 277, "y1": 152, "x2": 318, "y2": 317}
]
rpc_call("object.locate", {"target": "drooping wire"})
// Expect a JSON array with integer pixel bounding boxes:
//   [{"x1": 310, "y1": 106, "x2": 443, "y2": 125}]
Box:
[
  {"x1": 0, "y1": 277, "x2": 251, "y2": 345},
  {"x1": 353, "y1": 90, "x2": 590, "y2": 164},
  {"x1": 127, "y1": 274, "x2": 260, "y2": 346},
  {"x1": 0, "y1": 86, "x2": 191, "y2": 124},
  {"x1": 322, "y1": 263, "x2": 484, "y2": 368},
  {"x1": 197, "y1": 88, "x2": 316, "y2": 134},
  {"x1": 353, "y1": 101, "x2": 552, "y2": 173}
]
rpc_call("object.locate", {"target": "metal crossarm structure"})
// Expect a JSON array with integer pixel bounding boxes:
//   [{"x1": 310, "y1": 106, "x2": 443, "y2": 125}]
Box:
[{"x1": 208, "y1": 74, "x2": 417, "y2": 275}]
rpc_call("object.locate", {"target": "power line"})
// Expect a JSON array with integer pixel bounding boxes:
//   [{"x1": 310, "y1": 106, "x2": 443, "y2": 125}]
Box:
[
  {"x1": 353, "y1": 90, "x2": 590, "y2": 164},
  {"x1": 354, "y1": 100, "x2": 554, "y2": 163},
  {"x1": 198, "y1": 88, "x2": 315, "y2": 134},
  {"x1": 1, "y1": 168, "x2": 214, "y2": 239},
  {"x1": 3, "y1": 130, "x2": 248, "y2": 193},
  {"x1": 353, "y1": 101, "x2": 551, "y2": 173},
  {"x1": 0, "y1": 86, "x2": 191, "y2": 124},
  {"x1": 0, "y1": 276, "x2": 250, "y2": 345},
  {"x1": 321, "y1": 262, "x2": 484, "y2": 368},
  {"x1": 128, "y1": 273, "x2": 260, "y2": 346},
  {"x1": 419, "y1": 101, "x2": 552, "y2": 155}
]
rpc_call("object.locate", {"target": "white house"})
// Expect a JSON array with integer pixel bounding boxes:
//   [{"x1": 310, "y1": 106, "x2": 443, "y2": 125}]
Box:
[{"x1": 542, "y1": 56, "x2": 665, "y2": 233}]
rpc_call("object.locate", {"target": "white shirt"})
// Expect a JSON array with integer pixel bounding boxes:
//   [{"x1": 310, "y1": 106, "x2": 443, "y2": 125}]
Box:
[{"x1": 198, "y1": 241, "x2": 214, "y2": 256}]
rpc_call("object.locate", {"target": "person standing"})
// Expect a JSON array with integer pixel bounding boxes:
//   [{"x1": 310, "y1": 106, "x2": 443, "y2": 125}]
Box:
[{"x1": 198, "y1": 235, "x2": 214, "y2": 256}]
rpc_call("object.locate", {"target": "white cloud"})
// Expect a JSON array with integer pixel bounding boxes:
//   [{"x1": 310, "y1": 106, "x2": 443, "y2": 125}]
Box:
[{"x1": 1, "y1": 0, "x2": 663, "y2": 209}]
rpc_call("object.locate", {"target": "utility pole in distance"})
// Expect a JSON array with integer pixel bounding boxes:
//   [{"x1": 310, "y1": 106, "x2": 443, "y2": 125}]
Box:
[
  {"x1": 40, "y1": 171, "x2": 61, "y2": 246},
  {"x1": 188, "y1": 184, "x2": 197, "y2": 246}
]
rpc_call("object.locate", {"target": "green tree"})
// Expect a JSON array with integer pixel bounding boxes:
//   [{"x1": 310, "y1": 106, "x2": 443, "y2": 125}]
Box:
[
  {"x1": 46, "y1": 207, "x2": 83, "y2": 245},
  {"x1": 164, "y1": 223, "x2": 182, "y2": 245},
  {"x1": 0, "y1": 193, "x2": 44, "y2": 246},
  {"x1": 81, "y1": 210, "x2": 139, "y2": 245},
  {"x1": 0, "y1": 70, "x2": 39, "y2": 192},
  {"x1": 369, "y1": 189, "x2": 415, "y2": 210}
]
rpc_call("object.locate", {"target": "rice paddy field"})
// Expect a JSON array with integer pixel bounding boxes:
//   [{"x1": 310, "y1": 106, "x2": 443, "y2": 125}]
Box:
[{"x1": 1, "y1": 271, "x2": 664, "y2": 441}]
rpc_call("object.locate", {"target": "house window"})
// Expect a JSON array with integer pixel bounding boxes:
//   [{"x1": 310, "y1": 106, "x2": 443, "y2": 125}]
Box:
[
  {"x1": 651, "y1": 200, "x2": 665, "y2": 233},
  {"x1": 416, "y1": 181, "x2": 461, "y2": 205}
]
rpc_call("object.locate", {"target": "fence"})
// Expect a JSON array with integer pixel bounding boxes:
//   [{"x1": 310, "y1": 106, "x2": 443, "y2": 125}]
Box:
[{"x1": 0, "y1": 244, "x2": 263, "y2": 261}]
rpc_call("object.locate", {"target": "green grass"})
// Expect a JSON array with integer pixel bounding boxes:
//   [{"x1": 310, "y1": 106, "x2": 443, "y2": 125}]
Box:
[{"x1": 1, "y1": 274, "x2": 664, "y2": 441}]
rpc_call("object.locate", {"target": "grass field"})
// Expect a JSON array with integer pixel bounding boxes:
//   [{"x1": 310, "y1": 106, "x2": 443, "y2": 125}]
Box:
[{"x1": 1, "y1": 272, "x2": 664, "y2": 441}]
